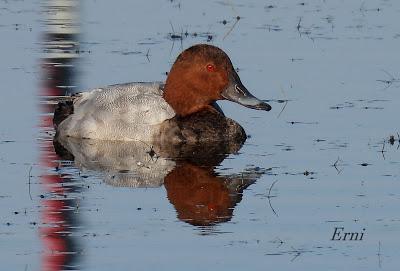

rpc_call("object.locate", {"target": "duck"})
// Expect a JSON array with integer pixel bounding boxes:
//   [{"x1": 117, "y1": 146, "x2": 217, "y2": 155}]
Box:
[{"x1": 53, "y1": 44, "x2": 271, "y2": 143}]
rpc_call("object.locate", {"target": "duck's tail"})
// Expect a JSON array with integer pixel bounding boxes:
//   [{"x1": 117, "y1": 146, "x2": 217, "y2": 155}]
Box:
[
  {"x1": 44, "y1": 95, "x2": 77, "y2": 128},
  {"x1": 53, "y1": 100, "x2": 74, "y2": 128}
]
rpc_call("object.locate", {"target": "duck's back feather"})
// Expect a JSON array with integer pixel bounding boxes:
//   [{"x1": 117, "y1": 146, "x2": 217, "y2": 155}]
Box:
[{"x1": 55, "y1": 82, "x2": 175, "y2": 141}]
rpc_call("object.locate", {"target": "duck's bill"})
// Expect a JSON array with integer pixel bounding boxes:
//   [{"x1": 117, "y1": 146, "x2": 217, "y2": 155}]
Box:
[{"x1": 221, "y1": 70, "x2": 271, "y2": 111}]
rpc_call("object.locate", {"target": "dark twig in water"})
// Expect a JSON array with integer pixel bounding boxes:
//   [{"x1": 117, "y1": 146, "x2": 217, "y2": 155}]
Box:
[
  {"x1": 146, "y1": 146, "x2": 159, "y2": 162},
  {"x1": 297, "y1": 17, "x2": 302, "y2": 33},
  {"x1": 223, "y1": 16, "x2": 240, "y2": 41},
  {"x1": 277, "y1": 101, "x2": 288, "y2": 118},
  {"x1": 277, "y1": 86, "x2": 288, "y2": 118},
  {"x1": 28, "y1": 166, "x2": 33, "y2": 201},
  {"x1": 140, "y1": 140, "x2": 160, "y2": 162},
  {"x1": 376, "y1": 69, "x2": 400, "y2": 90},
  {"x1": 169, "y1": 40, "x2": 175, "y2": 56},
  {"x1": 360, "y1": 1, "x2": 382, "y2": 14},
  {"x1": 377, "y1": 241, "x2": 382, "y2": 268},
  {"x1": 391, "y1": 133, "x2": 400, "y2": 149},
  {"x1": 333, "y1": 157, "x2": 343, "y2": 174},
  {"x1": 168, "y1": 21, "x2": 184, "y2": 55},
  {"x1": 290, "y1": 246, "x2": 303, "y2": 262},
  {"x1": 267, "y1": 180, "x2": 279, "y2": 217},
  {"x1": 291, "y1": 252, "x2": 301, "y2": 262},
  {"x1": 359, "y1": 1, "x2": 366, "y2": 16},
  {"x1": 388, "y1": 133, "x2": 400, "y2": 149},
  {"x1": 179, "y1": 27, "x2": 184, "y2": 50},
  {"x1": 271, "y1": 237, "x2": 284, "y2": 248},
  {"x1": 221, "y1": 0, "x2": 240, "y2": 41},
  {"x1": 169, "y1": 20, "x2": 176, "y2": 35},
  {"x1": 381, "y1": 140, "x2": 386, "y2": 160},
  {"x1": 226, "y1": 0, "x2": 238, "y2": 14},
  {"x1": 397, "y1": 133, "x2": 400, "y2": 150},
  {"x1": 145, "y1": 48, "x2": 151, "y2": 62},
  {"x1": 296, "y1": 17, "x2": 314, "y2": 40}
]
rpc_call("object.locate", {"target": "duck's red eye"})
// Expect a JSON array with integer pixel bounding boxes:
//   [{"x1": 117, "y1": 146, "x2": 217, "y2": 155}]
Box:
[{"x1": 206, "y1": 64, "x2": 215, "y2": 72}]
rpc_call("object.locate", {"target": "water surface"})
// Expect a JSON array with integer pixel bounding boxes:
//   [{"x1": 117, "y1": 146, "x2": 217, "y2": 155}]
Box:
[{"x1": 1, "y1": 0, "x2": 400, "y2": 270}]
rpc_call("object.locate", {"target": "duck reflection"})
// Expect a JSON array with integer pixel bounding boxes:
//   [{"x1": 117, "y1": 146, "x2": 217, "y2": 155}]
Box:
[
  {"x1": 164, "y1": 162, "x2": 262, "y2": 226},
  {"x1": 54, "y1": 137, "x2": 266, "y2": 226}
]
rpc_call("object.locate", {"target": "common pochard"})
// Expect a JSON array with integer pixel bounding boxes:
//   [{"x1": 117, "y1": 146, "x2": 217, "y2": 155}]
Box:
[{"x1": 54, "y1": 44, "x2": 271, "y2": 143}]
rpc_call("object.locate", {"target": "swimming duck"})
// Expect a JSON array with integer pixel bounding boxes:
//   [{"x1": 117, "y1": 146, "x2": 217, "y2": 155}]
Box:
[{"x1": 54, "y1": 44, "x2": 271, "y2": 143}]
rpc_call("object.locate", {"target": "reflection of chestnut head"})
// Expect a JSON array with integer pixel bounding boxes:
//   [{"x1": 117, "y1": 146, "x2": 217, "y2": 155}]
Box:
[
  {"x1": 164, "y1": 163, "x2": 258, "y2": 227},
  {"x1": 164, "y1": 164, "x2": 233, "y2": 226}
]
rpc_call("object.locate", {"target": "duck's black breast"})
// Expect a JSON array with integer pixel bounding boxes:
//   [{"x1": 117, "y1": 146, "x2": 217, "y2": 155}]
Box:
[{"x1": 157, "y1": 107, "x2": 247, "y2": 146}]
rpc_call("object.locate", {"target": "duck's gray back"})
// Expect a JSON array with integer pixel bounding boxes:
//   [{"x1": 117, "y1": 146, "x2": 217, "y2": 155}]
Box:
[{"x1": 56, "y1": 82, "x2": 176, "y2": 141}]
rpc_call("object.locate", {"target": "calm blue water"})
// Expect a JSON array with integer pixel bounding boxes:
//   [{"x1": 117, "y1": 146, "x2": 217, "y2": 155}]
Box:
[{"x1": 1, "y1": 0, "x2": 399, "y2": 270}]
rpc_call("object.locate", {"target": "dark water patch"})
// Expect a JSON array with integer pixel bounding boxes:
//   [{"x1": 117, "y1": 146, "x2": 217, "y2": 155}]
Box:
[
  {"x1": 387, "y1": 134, "x2": 400, "y2": 146},
  {"x1": 227, "y1": 239, "x2": 262, "y2": 247},
  {"x1": 274, "y1": 143, "x2": 294, "y2": 151},
  {"x1": 166, "y1": 26, "x2": 216, "y2": 43},
  {"x1": 264, "y1": 4, "x2": 276, "y2": 11},
  {"x1": 364, "y1": 99, "x2": 390, "y2": 103},
  {"x1": 137, "y1": 38, "x2": 161, "y2": 45},
  {"x1": 330, "y1": 101, "x2": 355, "y2": 110},
  {"x1": 359, "y1": 2, "x2": 384, "y2": 14},
  {"x1": 265, "y1": 246, "x2": 314, "y2": 261},
  {"x1": 196, "y1": 227, "x2": 233, "y2": 236},
  {"x1": 287, "y1": 121, "x2": 319, "y2": 125},
  {"x1": 296, "y1": 17, "x2": 335, "y2": 39},
  {"x1": 214, "y1": 1, "x2": 245, "y2": 8},
  {"x1": 362, "y1": 106, "x2": 384, "y2": 110},
  {"x1": 110, "y1": 50, "x2": 142, "y2": 56},
  {"x1": 327, "y1": 140, "x2": 348, "y2": 150},
  {"x1": 280, "y1": 170, "x2": 316, "y2": 177},
  {"x1": 219, "y1": 19, "x2": 229, "y2": 25},
  {"x1": 330, "y1": 99, "x2": 389, "y2": 110},
  {"x1": 167, "y1": 21, "x2": 185, "y2": 41},
  {"x1": 310, "y1": 35, "x2": 338, "y2": 40},
  {"x1": 1, "y1": 140, "x2": 16, "y2": 144},
  {"x1": 303, "y1": 170, "x2": 315, "y2": 176},
  {"x1": 167, "y1": 0, "x2": 182, "y2": 9},
  {"x1": 195, "y1": 32, "x2": 215, "y2": 42},
  {"x1": 289, "y1": 58, "x2": 304, "y2": 62},
  {"x1": 80, "y1": 41, "x2": 101, "y2": 45},
  {"x1": 255, "y1": 24, "x2": 283, "y2": 32},
  {"x1": 323, "y1": 15, "x2": 334, "y2": 24},
  {"x1": 363, "y1": 36, "x2": 384, "y2": 40}
]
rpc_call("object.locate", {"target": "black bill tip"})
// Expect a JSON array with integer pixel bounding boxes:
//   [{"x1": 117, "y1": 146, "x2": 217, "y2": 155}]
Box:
[
  {"x1": 221, "y1": 69, "x2": 272, "y2": 112},
  {"x1": 253, "y1": 102, "x2": 272, "y2": 111}
]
